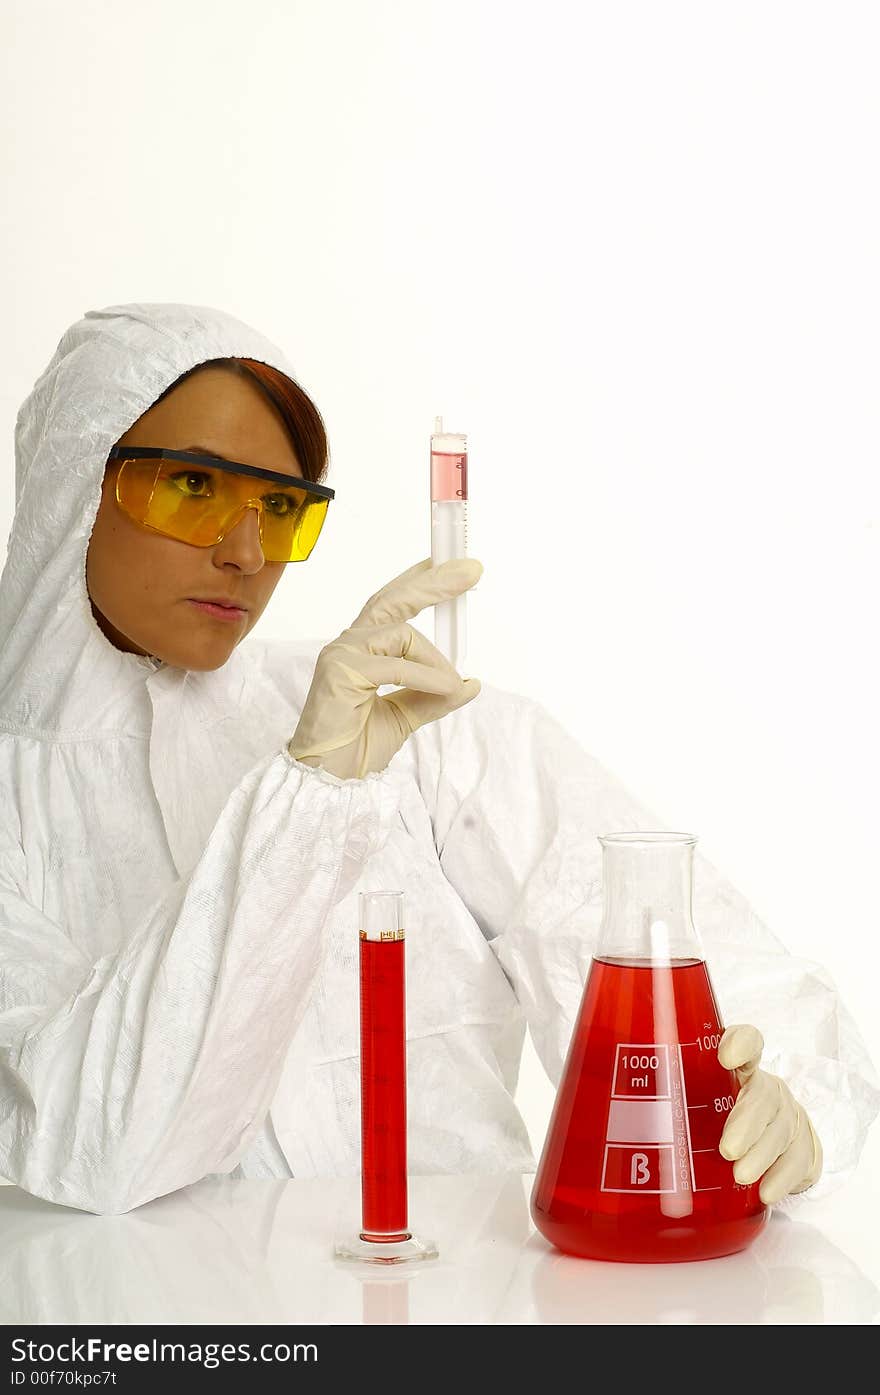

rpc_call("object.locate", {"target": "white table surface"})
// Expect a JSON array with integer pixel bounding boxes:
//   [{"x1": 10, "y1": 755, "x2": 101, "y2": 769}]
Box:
[{"x1": 2, "y1": 1129, "x2": 877, "y2": 1326}]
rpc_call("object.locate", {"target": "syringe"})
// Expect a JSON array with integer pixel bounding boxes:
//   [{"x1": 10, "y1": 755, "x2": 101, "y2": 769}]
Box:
[{"x1": 430, "y1": 416, "x2": 468, "y2": 670}]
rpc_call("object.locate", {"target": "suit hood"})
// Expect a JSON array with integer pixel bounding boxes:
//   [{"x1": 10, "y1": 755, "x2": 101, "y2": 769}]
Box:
[{"x1": 0, "y1": 301, "x2": 302, "y2": 738}]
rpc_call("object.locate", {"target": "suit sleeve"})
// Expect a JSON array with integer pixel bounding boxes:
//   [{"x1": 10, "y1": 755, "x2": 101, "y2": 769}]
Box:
[{"x1": 0, "y1": 748, "x2": 400, "y2": 1214}]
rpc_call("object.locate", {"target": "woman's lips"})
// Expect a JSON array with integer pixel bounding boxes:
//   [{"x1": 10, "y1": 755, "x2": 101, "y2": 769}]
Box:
[{"x1": 187, "y1": 599, "x2": 247, "y2": 622}]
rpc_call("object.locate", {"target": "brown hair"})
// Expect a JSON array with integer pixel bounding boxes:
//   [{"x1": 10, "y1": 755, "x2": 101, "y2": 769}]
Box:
[{"x1": 148, "y1": 357, "x2": 330, "y2": 484}]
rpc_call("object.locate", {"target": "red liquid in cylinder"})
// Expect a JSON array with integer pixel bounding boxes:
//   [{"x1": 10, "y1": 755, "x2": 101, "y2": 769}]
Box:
[
  {"x1": 531, "y1": 958, "x2": 768, "y2": 1262},
  {"x1": 359, "y1": 936, "x2": 409, "y2": 1242}
]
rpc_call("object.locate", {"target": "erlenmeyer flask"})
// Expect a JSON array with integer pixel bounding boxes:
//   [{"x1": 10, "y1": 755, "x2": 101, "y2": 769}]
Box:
[{"x1": 531, "y1": 832, "x2": 769, "y2": 1262}]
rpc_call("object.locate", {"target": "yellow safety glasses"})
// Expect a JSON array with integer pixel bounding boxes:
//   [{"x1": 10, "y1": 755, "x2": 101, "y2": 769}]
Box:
[{"x1": 106, "y1": 447, "x2": 334, "y2": 563}]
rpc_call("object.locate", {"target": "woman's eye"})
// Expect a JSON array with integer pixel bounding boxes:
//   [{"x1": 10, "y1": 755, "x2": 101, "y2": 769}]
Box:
[
  {"x1": 264, "y1": 493, "x2": 301, "y2": 516},
  {"x1": 170, "y1": 471, "x2": 213, "y2": 497}
]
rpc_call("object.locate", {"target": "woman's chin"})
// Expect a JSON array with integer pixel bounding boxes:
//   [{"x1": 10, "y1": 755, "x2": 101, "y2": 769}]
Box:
[{"x1": 153, "y1": 628, "x2": 241, "y2": 672}]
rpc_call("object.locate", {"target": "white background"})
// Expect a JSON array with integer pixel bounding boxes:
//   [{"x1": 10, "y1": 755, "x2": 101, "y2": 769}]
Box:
[{"x1": 2, "y1": 2, "x2": 878, "y2": 1169}]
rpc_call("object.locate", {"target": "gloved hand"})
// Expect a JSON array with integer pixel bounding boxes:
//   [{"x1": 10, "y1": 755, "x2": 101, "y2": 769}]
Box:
[
  {"x1": 718, "y1": 1024, "x2": 823, "y2": 1204},
  {"x1": 289, "y1": 556, "x2": 483, "y2": 780}
]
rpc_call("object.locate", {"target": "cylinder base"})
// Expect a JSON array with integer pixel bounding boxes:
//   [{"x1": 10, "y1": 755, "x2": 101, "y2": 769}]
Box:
[{"x1": 334, "y1": 1231, "x2": 439, "y2": 1266}]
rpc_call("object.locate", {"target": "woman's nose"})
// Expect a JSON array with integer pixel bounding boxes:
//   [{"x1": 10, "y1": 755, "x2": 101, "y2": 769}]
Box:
[{"x1": 213, "y1": 505, "x2": 266, "y2": 566}]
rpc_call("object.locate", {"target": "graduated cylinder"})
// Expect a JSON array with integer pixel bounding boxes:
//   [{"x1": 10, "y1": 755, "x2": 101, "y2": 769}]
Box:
[{"x1": 359, "y1": 890, "x2": 409, "y2": 1243}]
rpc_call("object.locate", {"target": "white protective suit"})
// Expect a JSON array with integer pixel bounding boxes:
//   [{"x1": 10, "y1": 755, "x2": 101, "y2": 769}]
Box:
[{"x1": 0, "y1": 302, "x2": 877, "y2": 1216}]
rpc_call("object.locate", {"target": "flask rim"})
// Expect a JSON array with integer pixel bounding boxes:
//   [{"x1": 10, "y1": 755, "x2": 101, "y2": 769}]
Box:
[{"x1": 599, "y1": 831, "x2": 697, "y2": 847}]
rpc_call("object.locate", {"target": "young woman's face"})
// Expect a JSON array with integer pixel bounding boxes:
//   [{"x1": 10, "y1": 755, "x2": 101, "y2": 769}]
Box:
[{"x1": 86, "y1": 365, "x2": 304, "y2": 670}]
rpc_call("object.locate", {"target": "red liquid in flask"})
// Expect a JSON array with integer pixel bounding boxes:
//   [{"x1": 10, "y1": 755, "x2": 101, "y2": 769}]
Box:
[
  {"x1": 359, "y1": 936, "x2": 409, "y2": 1243},
  {"x1": 531, "y1": 958, "x2": 768, "y2": 1262}
]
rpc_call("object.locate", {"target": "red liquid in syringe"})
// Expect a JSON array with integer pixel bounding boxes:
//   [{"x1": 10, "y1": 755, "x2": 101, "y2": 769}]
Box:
[{"x1": 359, "y1": 935, "x2": 409, "y2": 1242}]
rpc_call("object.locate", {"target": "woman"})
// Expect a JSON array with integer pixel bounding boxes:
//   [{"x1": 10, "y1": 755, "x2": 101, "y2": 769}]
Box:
[{"x1": 0, "y1": 302, "x2": 875, "y2": 1215}]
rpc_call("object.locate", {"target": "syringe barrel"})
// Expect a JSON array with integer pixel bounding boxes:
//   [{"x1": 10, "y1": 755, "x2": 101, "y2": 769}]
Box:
[
  {"x1": 430, "y1": 432, "x2": 468, "y2": 501},
  {"x1": 430, "y1": 425, "x2": 468, "y2": 668}
]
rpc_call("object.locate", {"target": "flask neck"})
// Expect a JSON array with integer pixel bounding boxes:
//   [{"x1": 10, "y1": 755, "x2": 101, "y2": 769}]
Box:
[{"x1": 597, "y1": 834, "x2": 703, "y2": 964}]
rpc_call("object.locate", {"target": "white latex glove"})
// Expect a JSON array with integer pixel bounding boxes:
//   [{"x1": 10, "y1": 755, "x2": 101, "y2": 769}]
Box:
[
  {"x1": 289, "y1": 556, "x2": 483, "y2": 780},
  {"x1": 718, "y1": 1024, "x2": 823, "y2": 1204}
]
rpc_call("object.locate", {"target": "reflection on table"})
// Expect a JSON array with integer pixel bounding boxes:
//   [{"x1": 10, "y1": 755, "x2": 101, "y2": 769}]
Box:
[{"x1": 0, "y1": 1173, "x2": 876, "y2": 1325}]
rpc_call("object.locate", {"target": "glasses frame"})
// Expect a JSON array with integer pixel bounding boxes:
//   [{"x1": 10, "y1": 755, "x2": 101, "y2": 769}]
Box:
[
  {"x1": 105, "y1": 446, "x2": 334, "y2": 561},
  {"x1": 106, "y1": 446, "x2": 335, "y2": 500}
]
